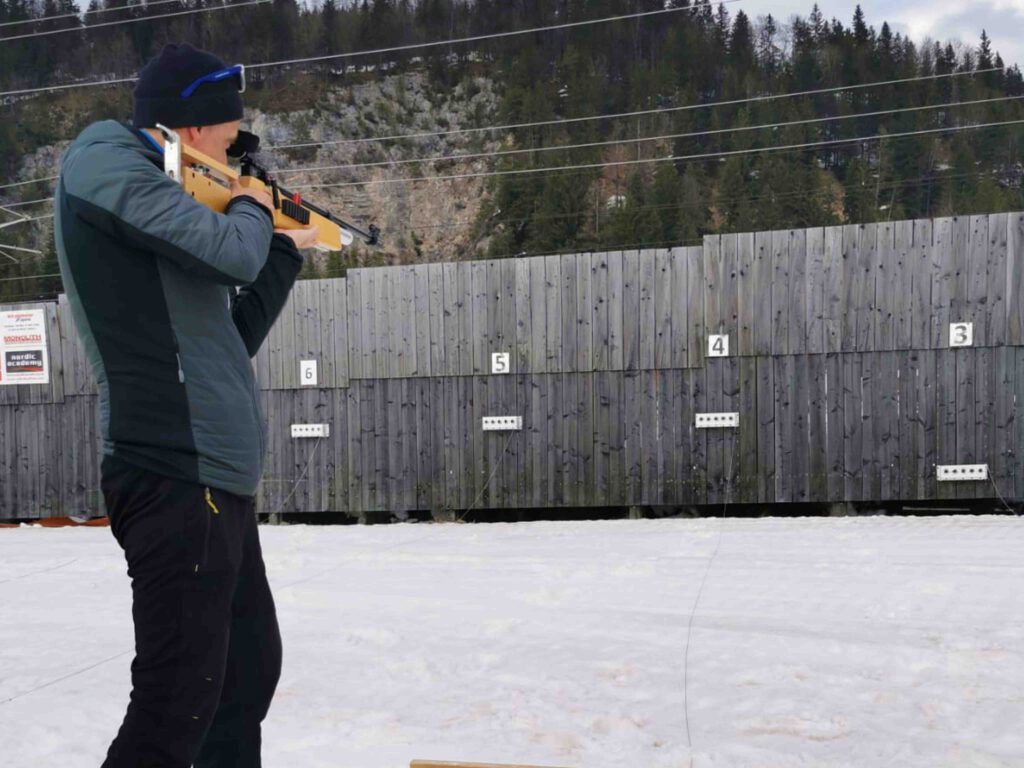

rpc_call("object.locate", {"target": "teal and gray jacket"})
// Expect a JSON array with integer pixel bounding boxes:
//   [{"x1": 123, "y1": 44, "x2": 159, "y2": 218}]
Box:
[{"x1": 55, "y1": 119, "x2": 302, "y2": 497}]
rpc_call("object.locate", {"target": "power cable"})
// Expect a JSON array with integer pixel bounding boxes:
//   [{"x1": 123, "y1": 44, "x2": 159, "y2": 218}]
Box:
[
  {"x1": 268, "y1": 68, "x2": 1002, "y2": 151},
  {"x1": 294, "y1": 119, "x2": 1024, "y2": 188},
  {"x1": 270, "y1": 95, "x2": 1024, "y2": 177},
  {"x1": 0, "y1": 3, "x2": 742, "y2": 97},
  {"x1": 0, "y1": 0, "x2": 271, "y2": 43}
]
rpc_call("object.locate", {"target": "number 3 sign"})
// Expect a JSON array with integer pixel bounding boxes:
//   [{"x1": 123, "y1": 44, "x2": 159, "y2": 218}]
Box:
[{"x1": 949, "y1": 323, "x2": 973, "y2": 348}]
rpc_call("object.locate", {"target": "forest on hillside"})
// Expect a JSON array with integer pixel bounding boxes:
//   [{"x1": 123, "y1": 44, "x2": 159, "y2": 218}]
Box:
[{"x1": 1, "y1": 1, "x2": 1023, "y2": 301}]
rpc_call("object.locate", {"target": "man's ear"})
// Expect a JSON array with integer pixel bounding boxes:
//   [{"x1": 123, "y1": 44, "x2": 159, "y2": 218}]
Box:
[{"x1": 179, "y1": 126, "x2": 201, "y2": 145}]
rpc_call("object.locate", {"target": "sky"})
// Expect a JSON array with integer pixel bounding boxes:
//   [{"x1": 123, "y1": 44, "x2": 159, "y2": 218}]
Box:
[{"x1": 731, "y1": 0, "x2": 1024, "y2": 71}]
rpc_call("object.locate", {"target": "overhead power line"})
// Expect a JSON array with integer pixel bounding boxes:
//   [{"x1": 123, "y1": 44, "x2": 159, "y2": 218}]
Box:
[
  {"x1": 271, "y1": 95, "x2": 1023, "y2": 176},
  {"x1": 267, "y1": 68, "x2": 1002, "y2": 151},
  {"x1": 0, "y1": 0, "x2": 196, "y2": 29},
  {"x1": 2, "y1": 120, "x2": 1016, "y2": 213},
  {"x1": 294, "y1": 120, "x2": 1024, "y2": 189},
  {"x1": 0, "y1": 176, "x2": 58, "y2": 192},
  {"x1": 3, "y1": 71, "x2": 1007, "y2": 193},
  {"x1": 0, "y1": 3, "x2": 741, "y2": 97},
  {"x1": 0, "y1": 0, "x2": 270, "y2": 43}
]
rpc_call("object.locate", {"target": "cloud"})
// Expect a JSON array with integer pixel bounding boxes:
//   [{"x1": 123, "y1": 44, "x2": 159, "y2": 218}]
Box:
[{"x1": 730, "y1": 1, "x2": 1024, "y2": 70}]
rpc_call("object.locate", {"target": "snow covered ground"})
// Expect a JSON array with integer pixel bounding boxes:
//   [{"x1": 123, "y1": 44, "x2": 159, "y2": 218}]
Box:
[{"x1": 1, "y1": 515, "x2": 1023, "y2": 768}]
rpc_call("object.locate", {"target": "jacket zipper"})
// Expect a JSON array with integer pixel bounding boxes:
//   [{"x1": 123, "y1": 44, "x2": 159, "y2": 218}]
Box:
[
  {"x1": 250, "y1": 380, "x2": 265, "y2": 458},
  {"x1": 197, "y1": 487, "x2": 220, "y2": 573},
  {"x1": 170, "y1": 327, "x2": 185, "y2": 384}
]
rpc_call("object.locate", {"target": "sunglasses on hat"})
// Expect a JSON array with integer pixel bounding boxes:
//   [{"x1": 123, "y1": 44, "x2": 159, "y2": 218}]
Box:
[{"x1": 180, "y1": 63, "x2": 245, "y2": 99}]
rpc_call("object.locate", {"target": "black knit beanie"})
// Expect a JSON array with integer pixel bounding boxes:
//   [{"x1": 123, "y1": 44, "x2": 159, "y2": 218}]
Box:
[{"x1": 132, "y1": 43, "x2": 243, "y2": 129}]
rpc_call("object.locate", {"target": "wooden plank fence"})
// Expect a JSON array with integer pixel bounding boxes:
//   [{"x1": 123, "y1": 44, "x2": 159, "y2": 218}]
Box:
[{"x1": 2, "y1": 213, "x2": 1022, "y2": 518}]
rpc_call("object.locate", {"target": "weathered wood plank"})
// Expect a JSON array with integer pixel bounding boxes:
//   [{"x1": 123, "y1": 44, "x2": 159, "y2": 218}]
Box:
[
  {"x1": 918, "y1": 349, "x2": 937, "y2": 502},
  {"x1": 639, "y1": 250, "x2": 657, "y2": 371},
  {"x1": 892, "y1": 220, "x2": 913, "y2": 350},
  {"x1": 875, "y1": 222, "x2": 896, "y2": 351},
  {"x1": 575, "y1": 253, "x2": 594, "y2": 372},
  {"x1": 791, "y1": 354, "x2": 810, "y2": 503},
  {"x1": 910, "y1": 219, "x2": 933, "y2": 350},
  {"x1": 934, "y1": 348, "x2": 958, "y2": 501},
  {"x1": 856, "y1": 223, "x2": 878, "y2": 353},
  {"x1": 607, "y1": 251, "x2": 624, "y2": 371},
  {"x1": 654, "y1": 249, "x2": 673, "y2": 369},
  {"x1": 641, "y1": 371, "x2": 660, "y2": 505},
  {"x1": 755, "y1": 355, "x2": 775, "y2": 504},
  {"x1": 622, "y1": 369, "x2": 642, "y2": 503},
  {"x1": 949, "y1": 216, "x2": 972, "y2": 350},
  {"x1": 670, "y1": 247, "x2": 690, "y2": 368},
  {"x1": 788, "y1": 229, "x2": 807, "y2": 355},
  {"x1": 821, "y1": 226, "x2": 843, "y2": 355},
  {"x1": 974, "y1": 347, "x2": 996, "y2": 503},
  {"x1": 428, "y1": 263, "x2": 445, "y2": 376},
  {"x1": 752, "y1": 231, "x2": 773, "y2": 356},
  {"x1": 808, "y1": 353, "x2": 827, "y2": 502},
  {"x1": 1008, "y1": 214, "x2": 1024, "y2": 345},
  {"x1": 805, "y1": 227, "x2": 825, "y2": 356},
  {"x1": 529, "y1": 257, "x2": 548, "y2": 373},
  {"x1": 966, "y1": 214, "x2": 989, "y2": 348},
  {"x1": 577, "y1": 372, "x2": 595, "y2": 508},
  {"x1": 931, "y1": 217, "x2": 954, "y2": 349},
  {"x1": 705, "y1": 358, "x2": 725, "y2": 505},
  {"x1": 544, "y1": 255, "x2": 562, "y2": 372},
  {"x1": 861, "y1": 353, "x2": 880, "y2": 504},
  {"x1": 955, "y1": 347, "x2": 977, "y2": 501},
  {"x1": 689, "y1": 366, "x2": 708, "y2": 506},
  {"x1": 877, "y1": 351, "x2": 899, "y2": 503},
  {"x1": 723, "y1": 233, "x2": 741, "y2": 355},
  {"x1": 824, "y1": 353, "x2": 844, "y2": 502},
  {"x1": 622, "y1": 250, "x2": 640, "y2": 371},
  {"x1": 560, "y1": 254, "x2": 578, "y2": 373},
  {"x1": 703, "y1": 235, "x2": 723, "y2": 346},
  {"x1": 497, "y1": 259, "x2": 517, "y2": 374},
  {"x1": 513, "y1": 258, "x2": 531, "y2": 375},
  {"x1": 987, "y1": 212, "x2": 1009, "y2": 348},
  {"x1": 839, "y1": 225, "x2": 858, "y2": 352},
  {"x1": 992, "y1": 347, "x2": 1013, "y2": 501},
  {"x1": 771, "y1": 230, "x2": 790, "y2": 355},
  {"x1": 591, "y1": 252, "x2": 610, "y2": 371},
  {"x1": 686, "y1": 246, "x2": 705, "y2": 369},
  {"x1": 471, "y1": 260, "x2": 489, "y2": 376},
  {"x1": 843, "y1": 352, "x2": 864, "y2": 501},
  {"x1": 737, "y1": 356, "x2": 758, "y2": 504}
]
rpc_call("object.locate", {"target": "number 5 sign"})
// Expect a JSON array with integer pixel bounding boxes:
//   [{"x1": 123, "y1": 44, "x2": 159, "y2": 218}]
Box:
[{"x1": 492, "y1": 352, "x2": 510, "y2": 374}]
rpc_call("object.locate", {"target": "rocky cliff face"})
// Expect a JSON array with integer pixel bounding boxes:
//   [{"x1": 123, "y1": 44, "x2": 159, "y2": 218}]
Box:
[{"x1": 8, "y1": 72, "x2": 502, "y2": 271}]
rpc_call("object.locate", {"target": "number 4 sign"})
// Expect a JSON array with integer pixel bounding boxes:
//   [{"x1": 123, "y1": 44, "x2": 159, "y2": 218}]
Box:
[{"x1": 708, "y1": 334, "x2": 729, "y2": 358}]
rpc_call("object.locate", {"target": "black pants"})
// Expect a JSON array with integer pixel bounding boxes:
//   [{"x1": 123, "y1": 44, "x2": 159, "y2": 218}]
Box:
[{"x1": 100, "y1": 455, "x2": 282, "y2": 768}]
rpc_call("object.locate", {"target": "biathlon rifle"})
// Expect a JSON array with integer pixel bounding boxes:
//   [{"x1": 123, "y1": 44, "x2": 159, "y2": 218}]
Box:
[{"x1": 155, "y1": 124, "x2": 380, "y2": 252}]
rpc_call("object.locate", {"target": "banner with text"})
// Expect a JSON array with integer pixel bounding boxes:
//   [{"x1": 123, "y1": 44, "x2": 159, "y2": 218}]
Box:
[{"x1": 0, "y1": 309, "x2": 49, "y2": 386}]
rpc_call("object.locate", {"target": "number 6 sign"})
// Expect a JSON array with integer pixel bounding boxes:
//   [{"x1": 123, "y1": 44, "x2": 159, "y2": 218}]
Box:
[{"x1": 300, "y1": 360, "x2": 318, "y2": 386}]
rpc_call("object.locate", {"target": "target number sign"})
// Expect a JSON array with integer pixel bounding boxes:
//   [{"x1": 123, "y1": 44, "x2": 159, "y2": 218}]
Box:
[
  {"x1": 300, "y1": 360, "x2": 318, "y2": 386},
  {"x1": 492, "y1": 352, "x2": 511, "y2": 374},
  {"x1": 708, "y1": 334, "x2": 729, "y2": 358},
  {"x1": 949, "y1": 323, "x2": 973, "y2": 348}
]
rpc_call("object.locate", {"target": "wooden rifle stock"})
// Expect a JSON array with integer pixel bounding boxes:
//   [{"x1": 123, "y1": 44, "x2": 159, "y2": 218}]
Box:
[{"x1": 156, "y1": 124, "x2": 380, "y2": 252}]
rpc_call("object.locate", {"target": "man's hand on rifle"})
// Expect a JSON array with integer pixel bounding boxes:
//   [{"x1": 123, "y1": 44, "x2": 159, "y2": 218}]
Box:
[
  {"x1": 229, "y1": 179, "x2": 274, "y2": 216},
  {"x1": 274, "y1": 226, "x2": 320, "y2": 250}
]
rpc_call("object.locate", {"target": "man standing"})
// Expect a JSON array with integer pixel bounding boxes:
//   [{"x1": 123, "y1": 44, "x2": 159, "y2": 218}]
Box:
[{"x1": 55, "y1": 43, "x2": 317, "y2": 767}]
